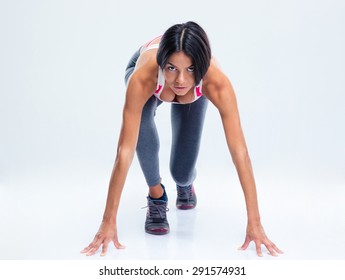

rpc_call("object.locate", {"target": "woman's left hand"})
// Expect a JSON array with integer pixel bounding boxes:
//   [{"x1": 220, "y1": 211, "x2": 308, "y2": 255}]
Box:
[{"x1": 239, "y1": 222, "x2": 283, "y2": 257}]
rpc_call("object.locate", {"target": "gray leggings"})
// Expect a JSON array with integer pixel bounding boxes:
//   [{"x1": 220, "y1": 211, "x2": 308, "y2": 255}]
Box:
[{"x1": 125, "y1": 49, "x2": 208, "y2": 187}]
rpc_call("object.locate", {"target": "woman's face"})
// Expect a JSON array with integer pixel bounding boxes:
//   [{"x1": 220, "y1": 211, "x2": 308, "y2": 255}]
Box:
[{"x1": 163, "y1": 51, "x2": 195, "y2": 96}]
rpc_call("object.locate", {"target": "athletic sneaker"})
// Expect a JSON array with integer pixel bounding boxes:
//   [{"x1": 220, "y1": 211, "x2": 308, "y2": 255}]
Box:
[
  {"x1": 176, "y1": 185, "x2": 197, "y2": 210},
  {"x1": 144, "y1": 196, "x2": 170, "y2": 235}
]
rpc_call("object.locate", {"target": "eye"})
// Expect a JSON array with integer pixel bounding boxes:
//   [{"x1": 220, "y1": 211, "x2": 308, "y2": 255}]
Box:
[
  {"x1": 187, "y1": 66, "x2": 195, "y2": 72},
  {"x1": 167, "y1": 66, "x2": 176, "y2": 71}
]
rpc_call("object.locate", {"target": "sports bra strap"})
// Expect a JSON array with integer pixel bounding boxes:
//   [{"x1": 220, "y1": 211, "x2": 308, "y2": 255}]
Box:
[{"x1": 141, "y1": 43, "x2": 160, "y2": 53}]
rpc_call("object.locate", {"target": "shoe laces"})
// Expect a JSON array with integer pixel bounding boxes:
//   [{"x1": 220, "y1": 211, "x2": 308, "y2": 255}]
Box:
[
  {"x1": 177, "y1": 185, "x2": 193, "y2": 201},
  {"x1": 143, "y1": 199, "x2": 169, "y2": 219}
]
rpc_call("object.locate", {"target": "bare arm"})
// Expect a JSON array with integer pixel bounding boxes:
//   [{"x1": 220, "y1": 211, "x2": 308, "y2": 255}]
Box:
[
  {"x1": 81, "y1": 53, "x2": 157, "y2": 256},
  {"x1": 103, "y1": 72, "x2": 153, "y2": 224},
  {"x1": 204, "y1": 64, "x2": 283, "y2": 257},
  {"x1": 207, "y1": 77, "x2": 260, "y2": 222}
]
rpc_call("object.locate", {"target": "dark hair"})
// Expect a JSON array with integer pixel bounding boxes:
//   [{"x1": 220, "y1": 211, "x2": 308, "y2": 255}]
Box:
[{"x1": 157, "y1": 21, "x2": 211, "y2": 85}]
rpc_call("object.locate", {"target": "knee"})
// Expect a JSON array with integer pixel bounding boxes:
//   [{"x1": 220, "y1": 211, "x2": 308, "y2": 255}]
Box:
[{"x1": 170, "y1": 165, "x2": 195, "y2": 186}]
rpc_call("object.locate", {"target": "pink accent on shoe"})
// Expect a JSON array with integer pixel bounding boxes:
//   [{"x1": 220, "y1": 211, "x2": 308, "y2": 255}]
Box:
[
  {"x1": 176, "y1": 204, "x2": 195, "y2": 210},
  {"x1": 149, "y1": 228, "x2": 170, "y2": 235}
]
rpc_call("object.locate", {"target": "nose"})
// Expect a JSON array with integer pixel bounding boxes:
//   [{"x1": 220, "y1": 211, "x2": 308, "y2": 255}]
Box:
[{"x1": 175, "y1": 71, "x2": 185, "y2": 84}]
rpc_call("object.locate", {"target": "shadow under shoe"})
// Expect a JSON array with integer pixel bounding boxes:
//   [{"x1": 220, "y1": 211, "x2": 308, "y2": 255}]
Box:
[
  {"x1": 176, "y1": 185, "x2": 197, "y2": 210},
  {"x1": 144, "y1": 196, "x2": 170, "y2": 235}
]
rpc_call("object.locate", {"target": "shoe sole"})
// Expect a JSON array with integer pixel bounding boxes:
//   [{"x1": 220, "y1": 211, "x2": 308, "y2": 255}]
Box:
[
  {"x1": 176, "y1": 204, "x2": 196, "y2": 210},
  {"x1": 145, "y1": 228, "x2": 170, "y2": 235}
]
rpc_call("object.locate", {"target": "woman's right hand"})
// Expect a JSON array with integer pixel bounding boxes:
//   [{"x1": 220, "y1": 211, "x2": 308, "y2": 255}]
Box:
[{"x1": 81, "y1": 221, "x2": 125, "y2": 256}]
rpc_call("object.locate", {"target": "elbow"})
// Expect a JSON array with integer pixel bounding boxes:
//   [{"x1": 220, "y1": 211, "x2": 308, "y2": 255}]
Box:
[
  {"x1": 115, "y1": 145, "x2": 136, "y2": 166},
  {"x1": 231, "y1": 147, "x2": 251, "y2": 168}
]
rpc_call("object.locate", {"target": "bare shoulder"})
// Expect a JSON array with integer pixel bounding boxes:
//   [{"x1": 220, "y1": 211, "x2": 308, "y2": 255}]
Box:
[
  {"x1": 126, "y1": 50, "x2": 159, "y2": 102},
  {"x1": 131, "y1": 50, "x2": 158, "y2": 84},
  {"x1": 203, "y1": 58, "x2": 235, "y2": 105}
]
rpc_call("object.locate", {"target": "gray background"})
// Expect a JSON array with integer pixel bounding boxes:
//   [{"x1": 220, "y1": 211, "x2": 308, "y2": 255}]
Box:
[{"x1": 1, "y1": 0, "x2": 344, "y2": 259}]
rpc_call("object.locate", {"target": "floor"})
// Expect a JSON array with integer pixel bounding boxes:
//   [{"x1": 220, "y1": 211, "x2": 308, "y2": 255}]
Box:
[{"x1": 1, "y1": 160, "x2": 344, "y2": 260}]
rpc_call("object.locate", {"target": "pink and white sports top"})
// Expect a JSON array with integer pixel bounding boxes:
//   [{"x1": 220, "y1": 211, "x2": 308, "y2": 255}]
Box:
[{"x1": 140, "y1": 38, "x2": 203, "y2": 104}]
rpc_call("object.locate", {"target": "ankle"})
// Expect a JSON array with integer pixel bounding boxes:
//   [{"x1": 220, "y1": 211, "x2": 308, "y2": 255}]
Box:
[{"x1": 149, "y1": 183, "x2": 164, "y2": 199}]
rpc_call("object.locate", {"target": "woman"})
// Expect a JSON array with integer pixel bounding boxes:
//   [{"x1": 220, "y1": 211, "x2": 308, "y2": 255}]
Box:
[{"x1": 81, "y1": 21, "x2": 283, "y2": 257}]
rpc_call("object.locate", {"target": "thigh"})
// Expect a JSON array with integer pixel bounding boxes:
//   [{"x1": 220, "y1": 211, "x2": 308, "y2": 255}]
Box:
[{"x1": 170, "y1": 96, "x2": 208, "y2": 165}]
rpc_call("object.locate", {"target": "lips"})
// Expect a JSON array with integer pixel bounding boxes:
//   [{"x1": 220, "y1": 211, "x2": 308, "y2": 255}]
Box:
[{"x1": 172, "y1": 85, "x2": 189, "y2": 95}]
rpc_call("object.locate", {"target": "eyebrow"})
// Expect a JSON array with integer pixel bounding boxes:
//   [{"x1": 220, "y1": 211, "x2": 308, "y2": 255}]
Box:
[{"x1": 167, "y1": 62, "x2": 194, "y2": 68}]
